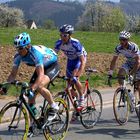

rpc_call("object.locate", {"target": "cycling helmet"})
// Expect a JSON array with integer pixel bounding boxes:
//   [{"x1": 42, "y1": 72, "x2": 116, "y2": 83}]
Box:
[
  {"x1": 59, "y1": 24, "x2": 74, "y2": 34},
  {"x1": 14, "y1": 32, "x2": 31, "y2": 48},
  {"x1": 119, "y1": 31, "x2": 131, "y2": 40}
]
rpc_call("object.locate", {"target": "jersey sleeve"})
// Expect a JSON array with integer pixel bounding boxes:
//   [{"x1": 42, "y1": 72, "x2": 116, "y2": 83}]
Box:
[
  {"x1": 54, "y1": 40, "x2": 62, "y2": 53},
  {"x1": 30, "y1": 49, "x2": 44, "y2": 67},
  {"x1": 131, "y1": 43, "x2": 139, "y2": 55},
  {"x1": 13, "y1": 53, "x2": 21, "y2": 67},
  {"x1": 74, "y1": 41, "x2": 84, "y2": 56},
  {"x1": 114, "y1": 45, "x2": 120, "y2": 56}
]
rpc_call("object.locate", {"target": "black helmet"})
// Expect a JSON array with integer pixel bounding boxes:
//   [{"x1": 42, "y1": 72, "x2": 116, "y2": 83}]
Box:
[{"x1": 59, "y1": 24, "x2": 74, "y2": 34}]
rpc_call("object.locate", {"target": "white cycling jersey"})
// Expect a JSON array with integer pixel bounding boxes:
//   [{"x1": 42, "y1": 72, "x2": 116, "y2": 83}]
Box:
[{"x1": 114, "y1": 42, "x2": 140, "y2": 62}]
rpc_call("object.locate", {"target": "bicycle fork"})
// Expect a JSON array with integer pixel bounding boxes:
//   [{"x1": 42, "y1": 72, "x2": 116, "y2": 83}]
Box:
[{"x1": 8, "y1": 104, "x2": 22, "y2": 131}]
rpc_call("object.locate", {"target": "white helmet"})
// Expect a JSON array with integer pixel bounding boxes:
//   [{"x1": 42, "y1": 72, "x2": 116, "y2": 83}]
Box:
[{"x1": 119, "y1": 31, "x2": 131, "y2": 40}]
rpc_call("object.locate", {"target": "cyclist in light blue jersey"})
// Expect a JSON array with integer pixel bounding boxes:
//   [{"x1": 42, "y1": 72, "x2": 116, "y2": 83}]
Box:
[
  {"x1": 5, "y1": 32, "x2": 60, "y2": 137},
  {"x1": 108, "y1": 31, "x2": 140, "y2": 105},
  {"x1": 54, "y1": 24, "x2": 87, "y2": 114}
]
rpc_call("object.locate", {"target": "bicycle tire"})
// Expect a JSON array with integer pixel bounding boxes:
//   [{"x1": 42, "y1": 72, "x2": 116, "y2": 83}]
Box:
[
  {"x1": 137, "y1": 105, "x2": 140, "y2": 128},
  {"x1": 54, "y1": 91, "x2": 70, "y2": 109},
  {"x1": 138, "y1": 106, "x2": 140, "y2": 127},
  {"x1": 113, "y1": 88, "x2": 129, "y2": 125},
  {"x1": 134, "y1": 91, "x2": 140, "y2": 127},
  {"x1": 80, "y1": 89, "x2": 103, "y2": 129},
  {"x1": 43, "y1": 97, "x2": 69, "y2": 140},
  {"x1": 0, "y1": 101, "x2": 29, "y2": 140}
]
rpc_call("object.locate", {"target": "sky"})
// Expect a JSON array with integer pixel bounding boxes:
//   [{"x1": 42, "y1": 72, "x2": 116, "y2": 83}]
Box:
[{"x1": 0, "y1": 0, "x2": 120, "y2": 3}]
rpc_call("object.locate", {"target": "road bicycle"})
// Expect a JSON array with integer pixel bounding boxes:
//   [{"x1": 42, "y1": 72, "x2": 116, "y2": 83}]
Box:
[
  {"x1": 55, "y1": 68, "x2": 103, "y2": 129},
  {"x1": 0, "y1": 80, "x2": 69, "y2": 140},
  {"x1": 108, "y1": 75, "x2": 140, "y2": 127}
]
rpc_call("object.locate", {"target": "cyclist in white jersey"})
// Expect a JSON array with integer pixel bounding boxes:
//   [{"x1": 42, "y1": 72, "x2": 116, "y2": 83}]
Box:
[
  {"x1": 108, "y1": 31, "x2": 140, "y2": 104},
  {"x1": 0, "y1": 32, "x2": 60, "y2": 137},
  {"x1": 54, "y1": 24, "x2": 87, "y2": 114}
]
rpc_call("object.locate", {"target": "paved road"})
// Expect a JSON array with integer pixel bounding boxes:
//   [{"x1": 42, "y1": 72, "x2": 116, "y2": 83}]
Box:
[
  {"x1": 1, "y1": 87, "x2": 139, "y2": 140},
  {"x1": 65, "y1": 105, "x2": 140, "y2": 140},
  {"x1": 0, "y1": 87, "x2": 115, "y2": 110}
]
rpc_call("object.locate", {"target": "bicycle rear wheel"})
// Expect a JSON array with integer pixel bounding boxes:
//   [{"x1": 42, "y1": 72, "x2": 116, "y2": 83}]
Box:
[
  {"x1": 113, "y1": 88, "x2": 129, "y2": 125},
  {"x1": 0, "y1": 101, "x2": 29, "y2": 140},
  {"x1": 43, "y1": 97, "x2": 69, "y2": 140},
  {"x1": 80, "y1": 89, "x2": 103, "y2": 129}
]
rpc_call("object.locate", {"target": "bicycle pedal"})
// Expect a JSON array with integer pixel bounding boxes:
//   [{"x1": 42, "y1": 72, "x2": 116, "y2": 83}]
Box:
[
  {"x1": 42, "y1": 121, "x2": 51, "y2": 129},
  {"x1": 75, "y1": 112, "x2": 80, "y2": 116},
  {"x1": 27, "y1": 131, "x2": 34, "y2": 138}
]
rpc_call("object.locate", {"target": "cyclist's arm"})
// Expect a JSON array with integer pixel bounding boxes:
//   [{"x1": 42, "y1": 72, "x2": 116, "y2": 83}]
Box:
[
  {"x1": 30, "y1": 65, "x2": 45, "y2": 91},
  {"x1": 7, "y1": 66, "x2": 18, "y2": 82},
  {"x1": 75, "y1": 55, "x2": 86, "y2": 77},
  {"x1": 130, "y1": 55, "x2": 140, "y2": 75},
  {"x1": 109, "y1": 55, "x2": 119, "y2": 71}
]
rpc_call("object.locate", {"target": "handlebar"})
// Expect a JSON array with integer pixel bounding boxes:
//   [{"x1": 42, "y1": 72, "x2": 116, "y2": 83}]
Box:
[
  {"x1": 0, "y1": 80, "x2": 29, "y2": 88},
  {"x1": 107, "y1": 75, "x2": 133, "y2": 87},
  {"x1": 85, "y1": 68, "x2": 98, "y2": 73}
]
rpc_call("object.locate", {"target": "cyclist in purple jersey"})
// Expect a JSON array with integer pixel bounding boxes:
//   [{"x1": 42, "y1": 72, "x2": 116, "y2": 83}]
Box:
[
  {"x1": 0, "y1": 32, "x2": 60, "y2": 137},
  {"x1": 108, "y1": 31, "x2": 140, "y2": 105},
  {"x1": 54, "y1": 24, "x2": 87, "y2": 114}
]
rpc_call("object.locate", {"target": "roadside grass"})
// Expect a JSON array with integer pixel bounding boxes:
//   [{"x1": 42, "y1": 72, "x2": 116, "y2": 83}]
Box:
[
  {"x1": 1, "y1": 27, "x2": 140, "y2": 53},
  {"x1": 5, "y1": 74, "x2": 110, "y2": 97}
]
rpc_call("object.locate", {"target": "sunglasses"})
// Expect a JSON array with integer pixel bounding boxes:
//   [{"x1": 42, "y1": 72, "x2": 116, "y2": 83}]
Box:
[
  {"x1": 16, "y1": 47, "x2": 24, "y2": 51},
  {"x1": 60, "y1": 34, "x2": 69, "y2": 37},
  {"x1": 119, "y1": 38, "x2": 128, "y2": 41}
]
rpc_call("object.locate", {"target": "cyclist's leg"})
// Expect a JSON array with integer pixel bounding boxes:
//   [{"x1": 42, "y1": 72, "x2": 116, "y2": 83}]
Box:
[
  {"x1": 66, "y1": 60, "x2": 84, "y2": 99},
  {"x1": 118, "y1": 62, "x2": 130, "y2": 86},
  {"x1": 37, "y1": 62, "x2": 60, "y2": 121},
  {"x1": 66, "y1": 59, "x2": 85, "y2": 109}
]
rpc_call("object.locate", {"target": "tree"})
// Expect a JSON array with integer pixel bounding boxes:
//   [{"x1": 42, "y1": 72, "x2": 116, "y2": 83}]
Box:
[
  {"x1": 0, "y1": 4, "x2": 25, "y2": 27},
  {"x1": 125, "y1": 15, "x2": 140, "y2": 33},
  {"x1": 76, "y1": 1, "x2": 126, "y2": 32},
  {"x1": 43, "y1": 19, "x2": 56, "y2": 30},
  {"x1": 102, "y1": 7, "x2": 126, "y2": 32}
]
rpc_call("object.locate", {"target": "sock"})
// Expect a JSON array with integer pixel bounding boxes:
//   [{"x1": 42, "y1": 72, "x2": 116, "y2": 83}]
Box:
[{"x1": 80, "y1": 95, "x2": 84, "y2": 100}]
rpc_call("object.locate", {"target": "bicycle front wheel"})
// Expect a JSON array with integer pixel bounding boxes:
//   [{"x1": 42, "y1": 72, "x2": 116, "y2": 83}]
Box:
[
  {"x1": 136, "y1": 105, "x2": 140, "y2": 127},
  {"x1": 43, "y1": 97, "x2": 69, "y2": 140},
  {"x1": 80, "y1": 89, "x2": 103, "y2": 129},
  {"x1": 0, "y1": 101, "x2": 29, "y2": 140},
  {"x1": 113, "y1": 88, "x2": 129, "y2": 125},
  {"x1": 54, "y1": 91, "x2": 70, "y2": 109},
  {"x1": 134, "y1": 91, "x2": 140, "y2": 127}
]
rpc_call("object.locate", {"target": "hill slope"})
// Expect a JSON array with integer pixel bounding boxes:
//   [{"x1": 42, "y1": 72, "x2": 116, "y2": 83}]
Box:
[
  {"x1": 3, "y1": 0, "x2": 140, "y2": 28},
  {"x1": 6, "y1": 0, "x2": 83, "y2": 26}
]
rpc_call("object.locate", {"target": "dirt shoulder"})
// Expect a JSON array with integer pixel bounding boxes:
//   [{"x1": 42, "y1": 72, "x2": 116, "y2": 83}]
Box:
[{"x1": 0, "y1": 46, "x2": 124, "y2": 83}]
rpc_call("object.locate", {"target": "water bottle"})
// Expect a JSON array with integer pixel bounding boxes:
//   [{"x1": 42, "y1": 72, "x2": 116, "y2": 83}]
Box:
[
  {"x1": 127, "y1": 89, "x2": 135, "y2": 112},
  {"x1": 30, "y1": 104, "x2": 39, "y2": 118}
]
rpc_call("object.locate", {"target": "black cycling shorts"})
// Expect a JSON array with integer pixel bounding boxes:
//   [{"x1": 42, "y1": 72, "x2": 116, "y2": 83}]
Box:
[{"x1": 29, "y1": 62, "x2": 60, "y2": 84}]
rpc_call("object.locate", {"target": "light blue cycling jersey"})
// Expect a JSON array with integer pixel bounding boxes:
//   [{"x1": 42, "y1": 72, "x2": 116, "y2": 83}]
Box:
[
  {"x1": 54, "y1": 37, "x2": 87, "y2": 60},
  {"x1": 115, "y1": 42, "x2": 140, "y2": 63},
  {"x1": 13, "y1": 45, "x2": 58, "y2": 68}
]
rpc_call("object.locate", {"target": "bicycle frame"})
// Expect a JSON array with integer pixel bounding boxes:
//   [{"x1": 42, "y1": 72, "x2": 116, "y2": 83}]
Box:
[
  {"x1": 108, "y1": 75, "x2": 140, "y2": 125},
  {"x1": 1, "y1": 81, "x2": 47, "y2": 129},
  {"x1": 59, "y1": 70, "x2": 96, "y2": 112},
  {"x1": 12, "y1": 87, "x2": 47, "y2": 129}
]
